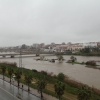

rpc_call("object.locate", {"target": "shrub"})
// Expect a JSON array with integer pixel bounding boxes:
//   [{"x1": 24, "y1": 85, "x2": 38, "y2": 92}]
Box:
[
  {"x1": 41, "y1": 71, "x2": 47, "y2": 75},
  {"x1": 86, "y1": 61, "x2": 96, "y2": 66},
  {"x1": 32, "y1": 69, "x2": 38, "y2": 72},
  {"x1": 57, "y1": 73, "x2": 65, "y2": 82},
  {"x1": 82, "y1": 62, "x2": 85, "y2": 64}
]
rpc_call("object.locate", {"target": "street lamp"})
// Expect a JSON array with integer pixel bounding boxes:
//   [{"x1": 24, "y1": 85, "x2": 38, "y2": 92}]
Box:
[{"x1": 11, "y1": 76, "x2": 15, "y2": 100}]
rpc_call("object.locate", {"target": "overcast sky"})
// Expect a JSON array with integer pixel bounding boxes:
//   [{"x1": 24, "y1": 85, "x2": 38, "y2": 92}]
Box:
[{"x1": 0, "y1": 0, "x2": 100, "y2": 46}]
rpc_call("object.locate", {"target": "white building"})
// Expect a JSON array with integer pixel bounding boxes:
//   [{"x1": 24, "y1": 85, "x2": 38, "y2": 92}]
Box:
[
  {"x1": 32, "y1": 43, "x2": 40, "y2": 49},
  {"x1": 83, "y1": 42, "x2": 97, "y2": 48},
  {"x1": 55, "y1": 45, "x2": 68, "y2": 52},
  {"x1": 66, "y1": 43, "x2": 84, "y2": 51}
]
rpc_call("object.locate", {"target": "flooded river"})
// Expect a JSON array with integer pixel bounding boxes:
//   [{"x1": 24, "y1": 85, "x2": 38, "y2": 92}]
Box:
[{"x1": 0, "y1": 53, "x2": 100, "y2": 89}]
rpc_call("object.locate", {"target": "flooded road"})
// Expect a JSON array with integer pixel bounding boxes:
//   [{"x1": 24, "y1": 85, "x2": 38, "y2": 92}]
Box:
[{"x1": 0, "y1": 53, "x2": 100, "y2": 89}]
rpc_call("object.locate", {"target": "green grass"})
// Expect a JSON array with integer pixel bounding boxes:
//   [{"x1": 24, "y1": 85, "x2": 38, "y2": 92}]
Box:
[{"x1": 0, "y1": 63, "x2": 100, "y2": 100}]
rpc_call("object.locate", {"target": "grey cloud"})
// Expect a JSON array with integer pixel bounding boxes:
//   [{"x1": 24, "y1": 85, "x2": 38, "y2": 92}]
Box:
[{"x1": 0, "y1": 0, "x2": 100, "y2": 46}]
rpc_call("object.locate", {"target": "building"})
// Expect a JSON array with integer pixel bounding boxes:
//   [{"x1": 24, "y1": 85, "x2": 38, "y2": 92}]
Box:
[
  {"x1": 97, "y1": 42, "x2": 100, "y2": 47},
  {"x1": 40, "y1": 43, "x2": 45, "y2": 48},
  {"x1": 55, "y1": 45, "x2": 68, "y2": 52},
  {"x1": 71, "y1": 43, "x2": 84, "y2": 51},
  {"x1": 83, "y1": 42, "x2": 97, "y2": 48},
  {"x1": 21, "y1": 44, "x2": 27, "y2": 49},
  {"x1": 32, "y1": 43, "x2": 40, "y2": 49}
]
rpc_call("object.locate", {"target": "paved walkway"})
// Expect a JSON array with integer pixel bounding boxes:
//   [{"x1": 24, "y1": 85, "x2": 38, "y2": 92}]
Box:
[{"x1": 0, "y1": 74, "x2": 58, "y2": 100}]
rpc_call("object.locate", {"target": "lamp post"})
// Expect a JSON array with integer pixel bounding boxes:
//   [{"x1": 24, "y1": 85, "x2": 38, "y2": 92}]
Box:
[{"x1": 11, "y1": 76, "x2": 15, "y2": 100}]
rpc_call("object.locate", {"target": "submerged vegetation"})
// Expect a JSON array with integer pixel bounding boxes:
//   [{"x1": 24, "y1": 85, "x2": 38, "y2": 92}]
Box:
[{"x1": 67, "y1": 56, "x2": 100, "y2": 69}]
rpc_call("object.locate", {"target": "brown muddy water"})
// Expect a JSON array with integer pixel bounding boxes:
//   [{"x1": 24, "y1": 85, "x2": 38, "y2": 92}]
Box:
[{"x1": 0, "y1": 53, "x2": 100, "y2": 89}]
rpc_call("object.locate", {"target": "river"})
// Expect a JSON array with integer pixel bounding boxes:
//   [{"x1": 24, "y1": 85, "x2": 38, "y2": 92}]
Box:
[{"x1": 0, "y1": 52, "x2": 100, "y2": 89}]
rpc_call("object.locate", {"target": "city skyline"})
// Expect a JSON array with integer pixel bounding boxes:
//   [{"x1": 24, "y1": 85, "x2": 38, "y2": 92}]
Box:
[
  {"x1": 0, "y1": 0, "x2": 100, "y2": 46},
  {"x1": 0, "y1": 41, "x2": 100, "y2": 48}
]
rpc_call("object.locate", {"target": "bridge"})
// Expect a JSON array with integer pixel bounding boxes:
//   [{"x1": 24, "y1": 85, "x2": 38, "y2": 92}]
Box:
[{"x1": 0, "y1": 53, "x2": 55, "y2": 58}]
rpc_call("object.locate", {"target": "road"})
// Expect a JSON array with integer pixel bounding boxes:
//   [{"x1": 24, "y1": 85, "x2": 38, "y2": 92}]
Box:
[
  {"x1": 0, "y1": 87, "x2": 18, "y2": 100},
  {"x1": 0, "y1": 79, "x2": 40, "y2": 100}
]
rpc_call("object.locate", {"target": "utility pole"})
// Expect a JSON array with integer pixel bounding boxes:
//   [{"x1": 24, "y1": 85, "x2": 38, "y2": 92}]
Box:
[{"x1": 19, "y1": 49, "x2": 22, "y2": 69}]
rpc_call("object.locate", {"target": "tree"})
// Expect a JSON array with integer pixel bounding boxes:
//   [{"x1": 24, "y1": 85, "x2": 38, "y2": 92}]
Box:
[
  {"x1": 37, "y1": 77, "x2": 47, "y2": 99},
  {"x1": 86, "y1": 61, "x2": 96, "y2": 66},
  {"x1": 77, "y1": 86, "x2": 92, "y2": 100},
  {"x1": 54, "y1": 81, "x2": 65, "y2": 100},
  {"x1": 40, "y1": 56, "x2": 45, "y2": 61},
  {"x1": 57, "y1": 73, "x2": 65, "y2": 82},
  {"x1": 81, "y1": 48, "x2": 91, "y2": 53},
  {"x1": 70, "y1": 56, "x2": 77, "y2": 63},
  {"x1": 24, "y1": 73, "x2": 33, "y2": 92},
  {"x1": 1, "y1": 65, "x2": 6, "y2": 80},
  {"x1": 57, "y1": 55, "x2": 64, "y2": 63},
  {"x1": 15, "y1": 69, "x2": 22, "y2": 88},
  {"x1": 84, "y1": 48, "x2": 91, "y2": 53},
  {"x1": 8, "y1": 67, "x2": 14, "y2": 84}
]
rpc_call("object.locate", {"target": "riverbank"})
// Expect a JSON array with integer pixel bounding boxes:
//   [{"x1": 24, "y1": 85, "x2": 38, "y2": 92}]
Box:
[
  {"x1": 0, "y1": 63, "x2": 100, "y2": 100},
  {"x1": 0, "y1": 63, "x2": 76, "y2": 100},
  {"x1": 59, "y1": 52, "x2": 100, "y2": 56},
  {"x1": 71, "y1": 52, "x2": 100, "y2": 56},
  {"x1": 65, "y1": 78, "x2": 100, "y2": 100}
]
